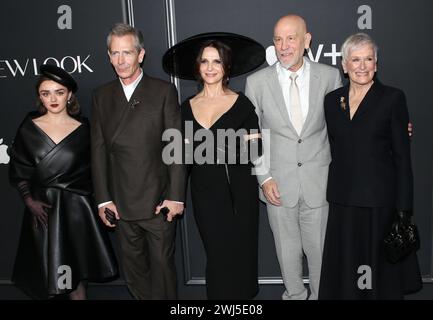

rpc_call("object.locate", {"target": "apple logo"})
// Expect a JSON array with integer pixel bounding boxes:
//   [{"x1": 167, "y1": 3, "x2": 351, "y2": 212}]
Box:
[{"x1": 0, "y1": 138, "x2": 10, "y2": 164}]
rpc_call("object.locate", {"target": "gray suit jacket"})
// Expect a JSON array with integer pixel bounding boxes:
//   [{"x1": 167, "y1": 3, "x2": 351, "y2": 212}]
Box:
[{"x1": 245, "y1": 58, "x2": 342, "y2": 208}]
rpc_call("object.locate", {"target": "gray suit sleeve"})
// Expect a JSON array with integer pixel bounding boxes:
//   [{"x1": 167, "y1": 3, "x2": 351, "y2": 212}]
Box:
[
  {"x1": 333, "y1": 69, "x2": 343, "y2": 90},
  {"x1": 245, "y1": 77, "x2": 272, "y2": 185}
]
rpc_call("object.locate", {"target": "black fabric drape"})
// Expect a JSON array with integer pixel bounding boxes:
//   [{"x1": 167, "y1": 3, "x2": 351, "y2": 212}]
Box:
[{"x1": 9, "y1": 113, "x2": 118, "y2": 299}]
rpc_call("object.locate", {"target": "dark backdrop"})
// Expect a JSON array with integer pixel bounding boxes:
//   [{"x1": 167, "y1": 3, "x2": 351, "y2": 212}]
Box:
[{"x1": 1, "y1": 0, "x2": 432, "y2": 299}]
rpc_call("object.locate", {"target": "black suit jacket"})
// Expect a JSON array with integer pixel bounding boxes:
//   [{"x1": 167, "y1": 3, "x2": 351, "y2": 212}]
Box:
[
  {"x1": 325, "y1": 80, "x2": 413, "y2": 210},
  {"x1": 91, "y1": 74, "x2": 186, "y2": 220}
]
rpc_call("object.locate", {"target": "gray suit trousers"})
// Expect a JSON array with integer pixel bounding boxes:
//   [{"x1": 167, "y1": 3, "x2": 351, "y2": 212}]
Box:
[{"x1": 267, "y1": 192, "x2": 328, "y2": 300}]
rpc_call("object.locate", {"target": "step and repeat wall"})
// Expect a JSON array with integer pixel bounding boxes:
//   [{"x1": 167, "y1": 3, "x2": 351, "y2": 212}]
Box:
[{"x1": 1, "y1": 0, "x2": 432, "y2": 299}]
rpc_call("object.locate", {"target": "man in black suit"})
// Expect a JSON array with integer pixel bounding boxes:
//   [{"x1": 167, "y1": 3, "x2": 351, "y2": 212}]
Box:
[{"x1": 91, "y1": 23, "x2": 186, "y2": 299}]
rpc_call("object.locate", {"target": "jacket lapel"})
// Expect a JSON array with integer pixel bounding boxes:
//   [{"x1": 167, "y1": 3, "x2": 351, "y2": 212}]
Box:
[
  {"x1": 265, "y1": 65, "x2": 298, "y2": 135},
  {"x1": 110, "y1": 74, "x2": 158, "y2": 147},
  {"x1": 351, "y1": 80, "x2": 384, "y2": 121},
  {"x1": 337, "y1": 84, "x2": 350, "y2": 121},
  {"x1": 109, "y1": 80, "x2": 133, "y2": 147},
  {"x1": 302, "y1": 61, "x2": 320, "y2": 134},
  {"x1": 128, "y1": 75, "x2": 152, "y2": 112}
]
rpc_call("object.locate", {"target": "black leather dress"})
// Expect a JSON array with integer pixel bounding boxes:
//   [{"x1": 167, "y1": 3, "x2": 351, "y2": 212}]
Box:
[{"x1": 9, "y1": 112, "x2": 118, "y2": 299}]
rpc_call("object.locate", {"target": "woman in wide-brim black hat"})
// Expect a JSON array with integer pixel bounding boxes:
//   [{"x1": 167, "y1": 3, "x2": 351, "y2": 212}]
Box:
[
  {"x1": 8, "y1": 64, "x2": 118, "y2": 299},
  {"x1": 163, "y1": 32, "x2": 265, "y2": 80},
  {"x1": 163, "y1": 33, "x2": 265, "y2": 299}
]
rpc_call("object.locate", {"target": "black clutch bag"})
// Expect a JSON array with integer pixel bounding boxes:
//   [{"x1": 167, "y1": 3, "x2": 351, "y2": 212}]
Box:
[{"x1": 384, "y1": 212, "x2": 420, "y2": 264}]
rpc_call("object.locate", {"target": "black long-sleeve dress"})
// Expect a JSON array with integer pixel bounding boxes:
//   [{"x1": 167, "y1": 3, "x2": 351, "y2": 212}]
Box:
[
  {"x1": 182, "y1": 93, "x2": 261, "y2": 299},
  {"x1": 9, "y1": 112, "x2": 118, "y2": 299},
  {"x1": 319, "y1": 81, "x2": 422, "y2": 299}
]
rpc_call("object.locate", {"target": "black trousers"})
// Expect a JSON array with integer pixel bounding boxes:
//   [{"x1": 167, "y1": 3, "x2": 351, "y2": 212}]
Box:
[{"x1": 117, "y1": 213, "x2": 177, "y2": 299}]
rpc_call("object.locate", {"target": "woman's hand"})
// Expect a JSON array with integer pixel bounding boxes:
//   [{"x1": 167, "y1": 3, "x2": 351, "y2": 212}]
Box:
[{"x1": 24, "y1": 196, "x2": 51, "y2": 227}]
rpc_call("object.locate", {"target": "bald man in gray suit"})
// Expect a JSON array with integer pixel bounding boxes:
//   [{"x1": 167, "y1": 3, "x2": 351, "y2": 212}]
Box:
[{"x1": 245, "y1": 14, "x2": 342, "y2": 300}]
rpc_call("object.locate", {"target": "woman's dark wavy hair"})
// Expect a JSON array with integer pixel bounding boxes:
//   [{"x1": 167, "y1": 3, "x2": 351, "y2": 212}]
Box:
[
  {"x1": 193, "y1": 40, "x2": 232, "y2": 88},
  {"x1": 35, "y1": 76, "x2": 80, "y2": 116}
]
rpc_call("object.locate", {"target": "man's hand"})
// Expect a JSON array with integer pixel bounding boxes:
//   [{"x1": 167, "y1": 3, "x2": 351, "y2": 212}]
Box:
[
  {"x1": 155, "y1": 200, "x2": 184, "y2": 222},
  {"x1": 408, "y1": 122, "x2": 413, "y2": 138},
  {"x1": 98, "y1": 202, "x2": 120, "y2": 227},
  {"x1": 262, "y1": 179, "x2": 282, "y2": 206}
]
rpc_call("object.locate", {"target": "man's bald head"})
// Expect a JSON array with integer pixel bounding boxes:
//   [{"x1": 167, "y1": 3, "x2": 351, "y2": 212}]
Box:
[
  {"x1": 274, "y1": 15, "x2": 308, "y2": 36},
  {"x1": 273, "y1": 14, "x2": 311, "y2": 71}
]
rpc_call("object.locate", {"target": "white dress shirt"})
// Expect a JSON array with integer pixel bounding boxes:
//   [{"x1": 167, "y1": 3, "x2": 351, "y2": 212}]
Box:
[
  {"x1": 276, "y1": 57, "x2": 310, "y2": 125},
  {"x1": 261, "y1": 58, "x2": 311, "y2": 187},
  {"x1": 120, "y1": 68, "x2": 144, "y2": 101}
]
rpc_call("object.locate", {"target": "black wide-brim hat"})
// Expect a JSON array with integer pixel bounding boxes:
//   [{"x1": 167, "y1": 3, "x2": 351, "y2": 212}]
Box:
[
  {"x1": 39, "y1": 64, "x2": 78, "y2": 93},
  {"x1": 162, "y1": 32, "x2": 265, "y2": 80}
]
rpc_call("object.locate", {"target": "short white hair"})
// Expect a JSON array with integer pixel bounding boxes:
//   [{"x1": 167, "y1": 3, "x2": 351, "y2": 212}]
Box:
[{"x1": 341, "y1": 33, "x2": 378, "y2": 62}]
